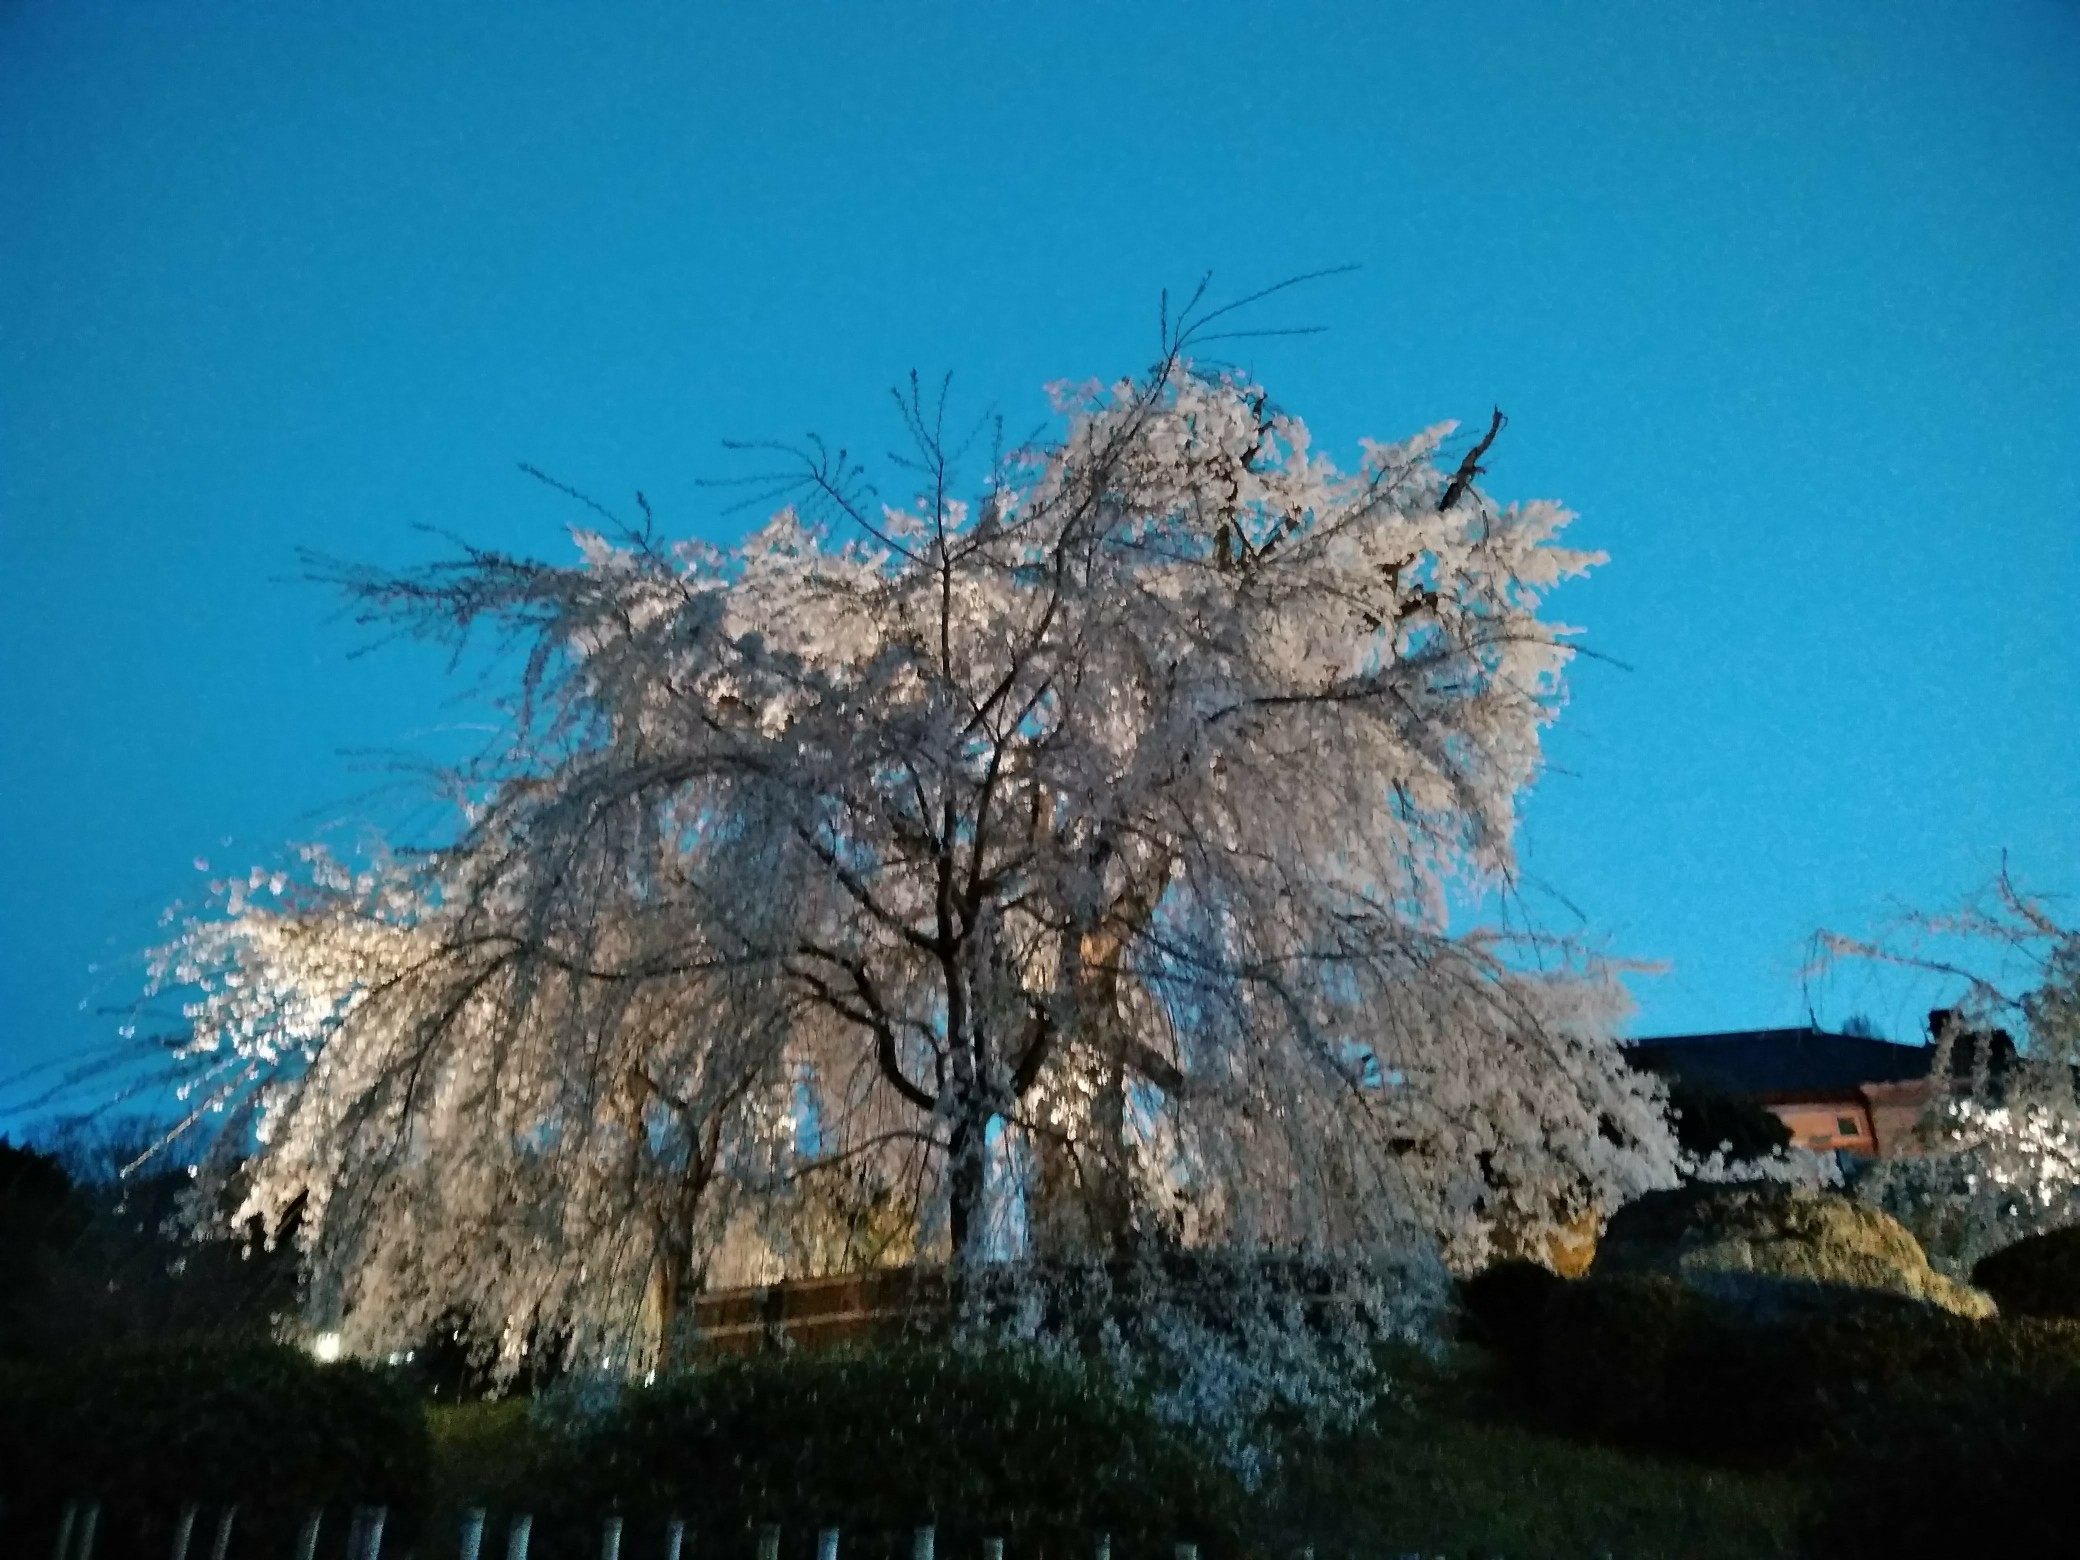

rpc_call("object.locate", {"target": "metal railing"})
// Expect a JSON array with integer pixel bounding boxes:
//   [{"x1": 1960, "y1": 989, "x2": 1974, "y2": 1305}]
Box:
[{"x1": 31, "y1": 1505, "x2": 1241, "y2": 1560}]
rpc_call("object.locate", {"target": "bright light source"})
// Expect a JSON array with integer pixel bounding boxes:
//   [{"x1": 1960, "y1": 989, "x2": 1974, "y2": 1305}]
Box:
[{"x1": 311, "y1": 1331, "x2": 343, "y2": 1363}]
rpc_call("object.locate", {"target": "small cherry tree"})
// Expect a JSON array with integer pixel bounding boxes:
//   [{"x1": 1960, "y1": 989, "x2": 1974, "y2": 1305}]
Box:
[
  {"x1": 156, "y1": 288, "x2": 1677, "y2": 1375},
  {"x1": 1821, "y1": 867, "x2": 2080, "y2": 1272}
]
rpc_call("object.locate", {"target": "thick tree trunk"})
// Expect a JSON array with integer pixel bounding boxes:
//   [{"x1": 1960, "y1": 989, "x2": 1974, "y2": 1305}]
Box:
[
  {"x1": 1029, "y1": 905, "x2": 1150, "y2": 1258},
  {"x1": 946, "y1": 1109, "x2": 990, "y2": 1265}
]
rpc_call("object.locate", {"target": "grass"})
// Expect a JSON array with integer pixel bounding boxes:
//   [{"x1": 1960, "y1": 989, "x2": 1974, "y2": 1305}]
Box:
[
  {"x1": 1275, "y1": 1413, "x2": 1805, "y2": 1559},
  {"x1": 1258, "y1": 1347, "x2": 1805, "y2": 1560},
  {"x1": 424, "y1": 1350, "x2": 1809, "y2": 1560}
]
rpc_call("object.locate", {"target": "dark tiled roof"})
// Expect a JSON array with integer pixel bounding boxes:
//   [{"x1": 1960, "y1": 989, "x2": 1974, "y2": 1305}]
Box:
[{"x1": 1623, "y1": 1027, "x2": 1935, "y2": 1101}]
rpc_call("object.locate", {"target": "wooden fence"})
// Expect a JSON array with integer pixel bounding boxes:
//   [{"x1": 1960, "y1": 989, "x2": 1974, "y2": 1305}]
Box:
[
  {"x1": 690, "y1": 1267, "x2": 947, "y2": 1357},
  {"x1": 686, "y1": 1253, "x2": 1380, "y2": 1358}
]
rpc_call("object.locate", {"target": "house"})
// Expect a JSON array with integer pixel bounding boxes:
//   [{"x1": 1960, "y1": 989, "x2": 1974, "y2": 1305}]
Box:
[{"x1": 1623, "y1": 1023, "x2": 1971, "y2": 1158}]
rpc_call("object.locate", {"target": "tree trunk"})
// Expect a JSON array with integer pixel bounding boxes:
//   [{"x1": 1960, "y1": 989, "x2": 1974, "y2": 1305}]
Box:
[
  {"x1": 650, "y1": 1226, "x2": 696, "y2": 1372},
  {"x1": 1029, "y1": 908, "x2": 1148, "y2": 1258},
  {"x1": 650, "y1": 1131, "x2": 718, "y2": 1372},
  {"x1": 946, "y1": 1109, "x2": 990, "y2": 1265}
]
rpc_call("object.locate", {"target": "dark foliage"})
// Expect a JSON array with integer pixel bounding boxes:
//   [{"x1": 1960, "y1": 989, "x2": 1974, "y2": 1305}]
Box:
[
  {"x1": 527, "y1": 1346, "x2": 1244, "y2": 1560},
  {"x1": 0, "y1": 1138, "x2": 87, "y2": 1334},
  {"x1": 0, "y1": 1340, "x2": 428, "y2": 1558},
  {"x1": 397, "y1": 1307, "x2": 569, "y2": 1401},
  {"x1": 0, "y1": 1137, "x2": 95, "y2": 1354},
  {"x1": 1455, "y1": 1258, "x2": 1564, "y2": 1379},
  {"x1": 1928, "y1": 1007, "x2": 2019, "y2": 1080},
  {"x1": 0, "y1": 1140, "x2": 299, "y2": 1361},
  {"x1": 1532, "y1": 1271, "x2": 2080, "y2": 1469},
  {"x1": 0, "y1": 1136, "x2": 77, "y2": 1216},
  {"x1": 1661, "y1": 1079, "x2": 1793, "y2": 1163},
  {"x1": 1533, "y1": 1276, "x2": 1729, "y2": 1451},
  {"x1": 1972, "y1": 1223, "x2": 2080, "y2": 1319}
]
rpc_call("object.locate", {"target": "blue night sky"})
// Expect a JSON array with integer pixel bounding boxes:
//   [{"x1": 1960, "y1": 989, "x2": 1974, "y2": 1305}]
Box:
[{"x1": 2, "y1": 0, "x2": 2075, "y2": 1104}]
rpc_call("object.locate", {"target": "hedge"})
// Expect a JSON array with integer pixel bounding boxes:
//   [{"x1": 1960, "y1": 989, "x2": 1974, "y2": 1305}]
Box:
[
  {"x1": 1531, "y1": 1276, "x2": 1731, "y2": 1451},
  {"x1": 529, "y1": 1346, "x2": 1245, "y2": 1560},
  {"x1": 1526, "y1": 1272, "x2": 2080, "y2": 1466},
  {"x1": 0, "y1": 1339, "x2": 428, "y2": 1556},
  {"x1": 1455, "y1": 1258, "x2": 1564, "y2": 1380}
]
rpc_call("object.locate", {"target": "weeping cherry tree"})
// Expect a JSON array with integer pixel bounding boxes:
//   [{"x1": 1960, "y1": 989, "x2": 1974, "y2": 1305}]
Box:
[{"x1": 154, "y1": 288, "x2": 1678, "y2": 1374}]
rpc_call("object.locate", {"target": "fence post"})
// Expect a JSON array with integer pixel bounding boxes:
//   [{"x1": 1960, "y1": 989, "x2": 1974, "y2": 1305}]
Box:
[
  {"x1": 756, "y1": 1523, "x2": 780, "y2": 1560},
  {"x1": 168, "y1": 1502, "x2": 198, "y2": 1560},
  {"x1": 911, "y1": 1526, "x2": 934, "y2": 1560},
  {"x1": 51, "y1": 1500, "x2": 78, "y2": 1560},
  {"x1": 664, "y1": 1516, "x2": 685, "y2": 1560},
  {"x1": 294, "y1": 1509, "x2": 324, "y2": 1560},
  {"x1": 1092, "y1": 1537, "x2": 1110, "y2": 1560},
  {"x1": 982, "y1": 1540, "x2": 1002, "y2": 1560},
  {"x1": 73, "y1": 1502, "x2": 101, "y2": 1560},
  {"x1": 1173, "y1": 1546, "x2": 1197, "y2": 1560},
  {"x1": 505, "y1": 1512, "x2": 534, "y2": 1560},
  {"x1": 816, "y1": 1528, "x2": 839, "y2": 1560},
  {"x1": 207, "y1": 1507, "x2": 236, "y2": 1560},
  {"x1": 602, "y1": 1515, "x2": 624, "y2": 1560},
  {"x1": 348, "y1": 1505, "x2": 389, "y2": 1560},
  {"x1": 459, "y1": 1507, "x2": 486, "y2": 1560}
]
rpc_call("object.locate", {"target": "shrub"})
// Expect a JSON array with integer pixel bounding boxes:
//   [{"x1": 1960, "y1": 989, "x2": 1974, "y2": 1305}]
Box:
[
  {"x1": 1531, "y1": 1271, "x2": 2080, "y2": 1468},
  {"x1": 1692, "y1": 1296, "x2": 2076, "y2": 1463},
  {"x1": 1532, "y1": 1275, "x2": 1722, "y2": 1449},
  {"x1": 0, "y1": 1339, "x2": 428, "y2": 1555},
  {"x1": 1972, "y1": 1223, "x2": 2080, "y2": 1318},
  {"x1": 951, "y1": 1245, "x2": 1447, "y2": 1484},
  {"x1": 1791, "y1": 1302, "x2": 2080, "y2": 1402},
  {"x1": 530, "y1": 1345, "x2": 1244, "y2": 1560},
  {"x1": 1456, "y1": 1258, "x2": 1564, "y2": 1383}
]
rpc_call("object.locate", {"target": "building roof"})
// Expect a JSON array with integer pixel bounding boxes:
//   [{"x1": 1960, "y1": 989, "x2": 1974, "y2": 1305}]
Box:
[{"x1": 1623, "y1": 1027, "x2": 1936, "y2": 1101}]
